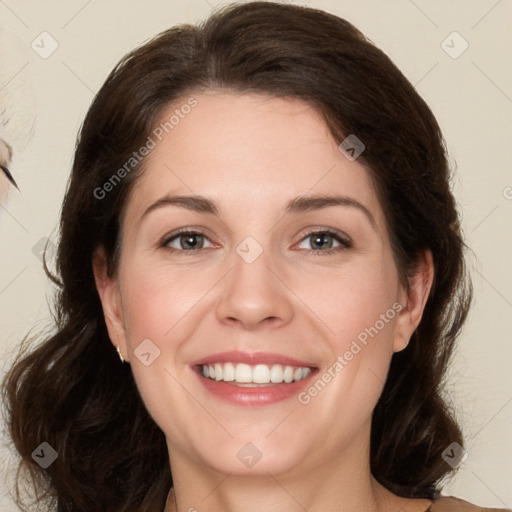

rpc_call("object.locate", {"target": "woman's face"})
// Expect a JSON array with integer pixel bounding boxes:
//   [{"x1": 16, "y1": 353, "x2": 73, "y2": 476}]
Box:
[{"x1": 95, "y1": 91, "x2": 430, "y2": 479}]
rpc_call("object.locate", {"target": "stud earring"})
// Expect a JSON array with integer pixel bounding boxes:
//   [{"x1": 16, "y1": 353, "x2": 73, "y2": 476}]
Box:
[{"x1": 116, "y1": 345, "x2": 126, "y2": 363}]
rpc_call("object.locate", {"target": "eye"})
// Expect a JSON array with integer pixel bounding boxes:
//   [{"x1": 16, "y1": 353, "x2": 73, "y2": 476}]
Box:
[
  {"x1": 159, "y1": 228, "x2": 351, "y2": 256},
  {"x1": 161, "y1": 230, "x2": 214, "y2": 253},
  {"x1": 296, "y1": 230, "x2": 351, "y2": 254}
]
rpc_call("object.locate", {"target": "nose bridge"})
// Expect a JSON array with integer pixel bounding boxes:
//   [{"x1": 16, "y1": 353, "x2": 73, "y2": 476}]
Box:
[
  {"x1": 215, "y1": 235, "x2": 293, "y2": 329},
  {"x1": 233, "y1": 237, "x2": 272, "y2": 291}
]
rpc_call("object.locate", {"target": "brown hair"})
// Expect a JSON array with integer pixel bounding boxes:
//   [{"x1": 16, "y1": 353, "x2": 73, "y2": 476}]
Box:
[{"x1": 2, "y1": 2, "x2": 472, "y2": 510}]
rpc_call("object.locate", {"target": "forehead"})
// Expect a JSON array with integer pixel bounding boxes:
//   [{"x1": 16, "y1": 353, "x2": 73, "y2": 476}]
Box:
[
  {"x1": 124, "y1": 92, "x2": 385, "y2": 230},
  {"x1": 155, "y1": 91, "x2": 340, "y2": 173}
]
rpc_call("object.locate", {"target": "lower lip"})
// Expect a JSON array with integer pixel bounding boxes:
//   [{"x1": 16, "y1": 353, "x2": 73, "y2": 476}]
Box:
[{"x1": 193, "y1": 367, "x2": 317, "y2": 406}]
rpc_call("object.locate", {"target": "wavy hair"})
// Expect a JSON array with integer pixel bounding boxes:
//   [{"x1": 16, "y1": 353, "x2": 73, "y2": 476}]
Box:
[{"x1": 2, "y1": 2, "x2": 472, "y2": 510}]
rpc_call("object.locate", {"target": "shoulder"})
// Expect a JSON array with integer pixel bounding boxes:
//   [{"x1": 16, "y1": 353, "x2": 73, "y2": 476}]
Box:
[{"x1": 430, "y1": 495, "x2": 512, "y2": 512}]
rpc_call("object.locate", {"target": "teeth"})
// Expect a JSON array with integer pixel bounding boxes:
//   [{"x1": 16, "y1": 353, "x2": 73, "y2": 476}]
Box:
[
  {"x1": 223, "y1": 362, "x2": 235, "y2": 382},
  {"x1": 252, "y1": 364, "x2": 270, "y2": 384},
  {"x1": 284, "y1": 365, "x2": 294, "y2": 383},
  {"x1": 235, "y1": 363, "x2": 252, "y2": 383},
  {"x1": 214, "y1": 363, "x2": 223, "y2": 381},
  {"x1": 201, "y1": 362, "x2": 312, "y2": 384}
]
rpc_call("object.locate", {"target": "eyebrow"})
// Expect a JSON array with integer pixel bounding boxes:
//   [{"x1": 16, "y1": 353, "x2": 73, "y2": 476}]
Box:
[
  {"x1": 286, "y1": 195, "x2": 376, "y2": 230},
  {"x1": 141, "y1": 194, "x2": 377, "y2": 230}
]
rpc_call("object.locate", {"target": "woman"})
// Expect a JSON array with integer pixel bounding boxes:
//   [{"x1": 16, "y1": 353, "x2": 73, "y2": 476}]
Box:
[{"x1": 2, "y1": 2, "x2": 509, "y2": 511}]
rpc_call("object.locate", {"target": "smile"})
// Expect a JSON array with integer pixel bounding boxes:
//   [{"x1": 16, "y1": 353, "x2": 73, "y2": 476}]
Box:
[{"x1": 201, "y1": 362, "x2": 312, "y2": 386}]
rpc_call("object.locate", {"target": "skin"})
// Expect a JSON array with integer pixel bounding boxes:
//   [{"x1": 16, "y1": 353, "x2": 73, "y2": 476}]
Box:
[{"x1": 94, "y1": 91, "x2": 434, "y2": 512}]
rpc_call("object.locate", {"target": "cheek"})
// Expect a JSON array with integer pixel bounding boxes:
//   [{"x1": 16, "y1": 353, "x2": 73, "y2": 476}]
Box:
[
  {"x1": 294, "y1": 255, "x2": 401, "y2": 414},
  {"x1": 298, "y1": 253, "x2": 400, "y2": 350},
  {"x1": 117, "y1": 262, "x2": 215, "y2": 419},
  {"x1": 120, "y1": 262, "x2": 208, "y2": 342},
  {"x1": 118, "y1": 263, "x2": 201, "y2": 439}
]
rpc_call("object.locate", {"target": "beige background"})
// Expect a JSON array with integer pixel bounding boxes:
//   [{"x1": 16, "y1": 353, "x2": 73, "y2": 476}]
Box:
[{"x1": 1, "y1": 0, "x2": 511, "y2": 509}]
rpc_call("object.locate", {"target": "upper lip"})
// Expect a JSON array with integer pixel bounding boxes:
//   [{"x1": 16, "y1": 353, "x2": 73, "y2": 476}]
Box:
[{"x1": 190, "y1": 351, "x2": 317, "y2": 368}]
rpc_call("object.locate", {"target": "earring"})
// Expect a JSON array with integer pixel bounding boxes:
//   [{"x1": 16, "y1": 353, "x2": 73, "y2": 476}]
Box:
[{"x1": 116, "y1": 345, "x2": 126, "y2": 363}]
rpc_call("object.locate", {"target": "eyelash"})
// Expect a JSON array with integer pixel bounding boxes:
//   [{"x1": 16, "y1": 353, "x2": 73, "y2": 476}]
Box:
[{"x1": 159, "y1": 228, "x2": 352, "y2": 256}]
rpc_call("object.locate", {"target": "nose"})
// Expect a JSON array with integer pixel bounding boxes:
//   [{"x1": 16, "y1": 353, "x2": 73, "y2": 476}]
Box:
[{"x1": 215, "y1": 245, "x2": 294, "y2": 331}]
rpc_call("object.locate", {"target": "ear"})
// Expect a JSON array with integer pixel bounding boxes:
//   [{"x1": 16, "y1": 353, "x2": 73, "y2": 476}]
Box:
[
  {"x1": 393, "y1": 250, "x2": 434, "y2": 353},
  {"x1": 92, "y1": 247, "x2": 129, "y2": 362}
]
